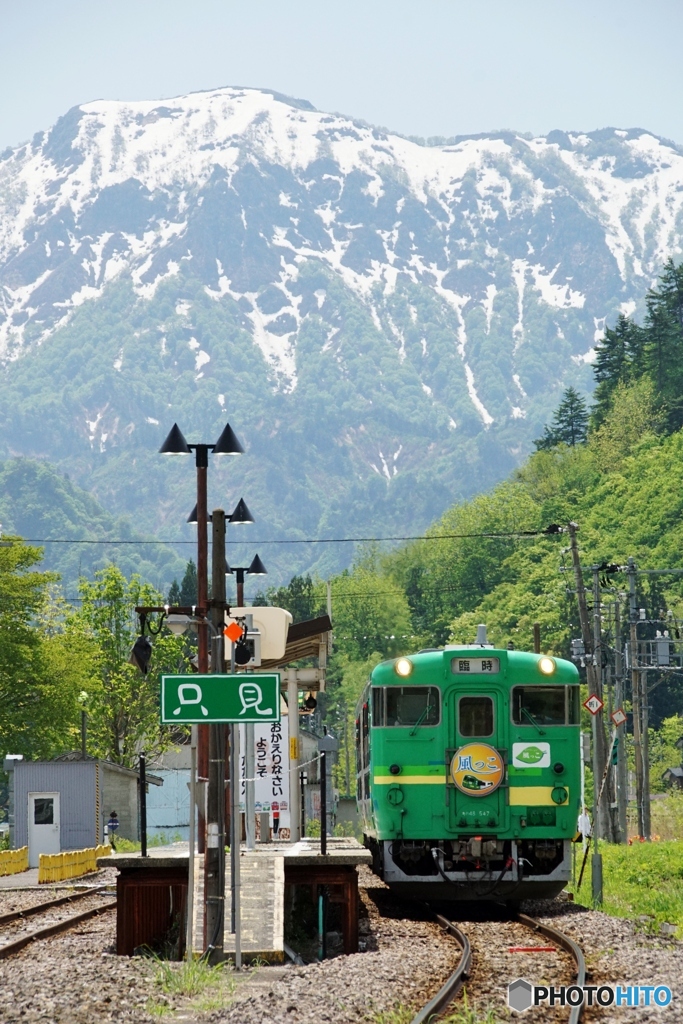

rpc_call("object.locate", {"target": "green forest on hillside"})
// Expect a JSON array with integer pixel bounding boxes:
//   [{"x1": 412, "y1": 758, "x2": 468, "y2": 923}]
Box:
[{"x1": 1, "y1": 261, "x2": 683, "y2": 813}]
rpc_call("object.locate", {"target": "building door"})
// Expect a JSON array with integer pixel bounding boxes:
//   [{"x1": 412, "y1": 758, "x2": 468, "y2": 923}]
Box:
[{"x1": 28, "y1": 793, "x2": 60, "y2": 867}]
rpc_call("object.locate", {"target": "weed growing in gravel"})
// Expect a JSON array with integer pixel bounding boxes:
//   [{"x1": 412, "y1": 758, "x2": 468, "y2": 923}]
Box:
[
  {"x1": 145, "y1": 956, "x2": 236, "y2": 1017},
  {"x1": 366, "y1": 1006, "x2": 413, "y2": 1024},
  {"x1": 441, "y1": 993, "x2": 502, "y2": 1024},
  {"x1": 568, "y1": 839, "x2": 683, "y2": 935},
  {"x1": 368, "y1": 994, "x2": 502, "y2": 1024}
]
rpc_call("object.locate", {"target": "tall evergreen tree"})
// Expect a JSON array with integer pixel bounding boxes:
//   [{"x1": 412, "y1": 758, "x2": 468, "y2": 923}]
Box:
[
  {"x1": 592, "y1": 314, "x2": 645, "y2": 427},
  {"x1": 534, "y1": 387, "x2": 589, "y2": 450},
  {"x1": 643, "y1": 260, "x2": 683, "y2": 431},
  {"x1": 167, "y1": 579, "x2": 181, "y2": 605},
  {"x1": 179, "y1": 560, "x2": 198, "y2": 606}
]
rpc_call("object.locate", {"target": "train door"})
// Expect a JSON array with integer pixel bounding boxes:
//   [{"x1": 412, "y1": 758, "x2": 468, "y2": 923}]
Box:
[{"x1": 449, "y1": 691, "x2": 507, "y2": 832}]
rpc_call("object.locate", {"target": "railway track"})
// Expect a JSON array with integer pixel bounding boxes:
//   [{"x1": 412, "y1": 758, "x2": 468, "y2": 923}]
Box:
[
  {"x1": 409, "y1": 907, "x2": 586, "y2": 1024},
  {"x1": 0, "y1": 886, "x2": 116, "y2": 960}
]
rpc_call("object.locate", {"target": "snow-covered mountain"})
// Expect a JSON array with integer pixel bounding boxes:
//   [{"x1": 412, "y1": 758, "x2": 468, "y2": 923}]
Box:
[{"x1": 1, "y1": 86, "x2": 682, "y2": 583}]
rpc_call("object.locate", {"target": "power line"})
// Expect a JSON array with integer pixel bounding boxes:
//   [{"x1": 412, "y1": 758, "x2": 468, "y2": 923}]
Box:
[{"x1": 0, "y1": 529, "x2": 549, "y2": 547}]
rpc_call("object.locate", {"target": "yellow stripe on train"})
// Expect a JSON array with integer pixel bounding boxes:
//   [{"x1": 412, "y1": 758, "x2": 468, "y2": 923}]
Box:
[
  {"x1": 374, "y1": 775, "x2": 446, "y2": 785},
  {"x1": 509, "y1": 786, "x2": 569, "y2": 806}
]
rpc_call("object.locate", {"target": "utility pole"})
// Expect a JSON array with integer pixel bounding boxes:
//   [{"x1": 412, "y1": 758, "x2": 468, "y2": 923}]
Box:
[
  {"x1": 626, "y1": 559, "x2": 645, "y2": 838},
  {"x1": 590, "y1": 565, "x2": 610, "y2": 840},
  {"x1": 205, "y1": 509, "x2": 227, "y2": 959},
  {"x1": 567, "y1": 525, "x2": 606, "y2": 839},
  {"x1": 567, "y1": 523, "x2": 603, "y2": 904},
  {"x1": 641, "y1": 663, "x2": 652, "y2": 841},
  {"x1": 614, "y1": 602, "x2": 628, "y2": 843}
]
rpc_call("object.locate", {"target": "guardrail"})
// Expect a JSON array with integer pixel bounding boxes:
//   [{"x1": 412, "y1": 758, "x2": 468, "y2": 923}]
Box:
[
  {"x1": 0, "y1": 846, "x2": 29, "y2": 877},
  {"x1": 38, "y1": 844, "x2": 111, "y2": 883}
]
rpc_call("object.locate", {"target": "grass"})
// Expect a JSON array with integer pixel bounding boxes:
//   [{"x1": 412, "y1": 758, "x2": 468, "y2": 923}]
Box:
[
  {"x1": 650, "y1": 791, "x2": 683, "y2": 840},
  {"x1": 568, "y1": 838, "x2": 683, "y2": 935},
  {"x1": 113, "y1": 832, "x2": 184, "y2": 853},
  {"x1": 145, "y1": 954, "x2": 236, "y2": 1018},
  {"x1": 367, "y1": 993, "x2": 502, "y2": 1024}
]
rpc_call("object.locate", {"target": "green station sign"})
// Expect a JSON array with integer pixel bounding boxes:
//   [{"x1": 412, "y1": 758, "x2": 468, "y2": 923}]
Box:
[{"x1": 160, "y1": 673, "x2": 281, "y2": 724}]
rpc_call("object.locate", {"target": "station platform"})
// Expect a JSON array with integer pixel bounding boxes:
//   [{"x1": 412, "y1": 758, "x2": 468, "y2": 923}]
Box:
[{"x1": 100, "y1": 838, "x2": 371, "y2": 960}]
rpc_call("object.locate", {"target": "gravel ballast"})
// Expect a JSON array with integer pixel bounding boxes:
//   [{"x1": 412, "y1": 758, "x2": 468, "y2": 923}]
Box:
[{"x1": 0, "y1": 868, "x2": 680, "y2": 1023}]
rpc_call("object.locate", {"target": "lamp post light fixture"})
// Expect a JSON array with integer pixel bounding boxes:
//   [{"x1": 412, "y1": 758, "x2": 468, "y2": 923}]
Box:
[
  {"x1": 186, "y1": 497, "x2": 254, "y2": 527},
  {"x1": 159, "y1": 421, "x2": 244, "y2": 862},
  {"x1": 225, "y1": 554, "x2": 267, "y2": 607}
]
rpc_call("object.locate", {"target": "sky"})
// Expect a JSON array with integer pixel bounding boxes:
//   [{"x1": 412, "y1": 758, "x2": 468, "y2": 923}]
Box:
[{"x1": 1, "y1": 0, "x2": 682, "y2": 151}]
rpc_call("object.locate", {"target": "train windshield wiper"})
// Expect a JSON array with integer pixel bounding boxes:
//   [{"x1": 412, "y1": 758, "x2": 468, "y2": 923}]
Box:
[
  {"x1": 521, "y1": 706, "x2": 546, "y2": 735},
  {"x1": 409, "y1": 702, "x2": 434, "y2": 736}
]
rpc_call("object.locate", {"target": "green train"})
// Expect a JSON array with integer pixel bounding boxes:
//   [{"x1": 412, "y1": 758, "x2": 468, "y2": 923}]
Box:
[{"x1": 356, "y1": 626, "x2": 580, "y2": 902}]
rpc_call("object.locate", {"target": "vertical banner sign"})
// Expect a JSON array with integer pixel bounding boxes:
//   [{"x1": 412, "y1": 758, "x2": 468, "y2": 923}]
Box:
[{"x1": 239, "y1": 716, "x2": 290, "y2": 833}]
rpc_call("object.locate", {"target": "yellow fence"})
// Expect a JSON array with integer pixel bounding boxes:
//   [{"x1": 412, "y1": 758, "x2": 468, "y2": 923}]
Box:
[
  {"x1": 0, "y1": 846, "x2": 29, "y2": 877},
  {"x1": 38, "y1": 843, "x2": 111, "y2": 884}
]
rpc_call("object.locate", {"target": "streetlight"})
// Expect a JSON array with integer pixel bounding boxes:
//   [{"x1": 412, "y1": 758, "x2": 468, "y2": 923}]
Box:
[
  {"x1": 225, "y1": 554, "x2": 268, "y2": 607},
  {"x1": 186, "y1": 497, "x2": 254, "y2": 527},
  {"x1": 159, "y1": 422, "x2": 244, "y2": 866}
]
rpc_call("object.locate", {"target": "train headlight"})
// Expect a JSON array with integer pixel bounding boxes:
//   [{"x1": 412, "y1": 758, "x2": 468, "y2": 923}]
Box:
[
  {"x1": 538, "y1": 656, "x2": 556, "y2": 675},
  {"x1": 395, "y1": 657, "x2": 413, "y2": 678}
]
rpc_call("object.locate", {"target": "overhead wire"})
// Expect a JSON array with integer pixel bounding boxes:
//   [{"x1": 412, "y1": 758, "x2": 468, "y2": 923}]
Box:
[{"x1": 0, "y1": 528, "x2": 554, "y2": 547}]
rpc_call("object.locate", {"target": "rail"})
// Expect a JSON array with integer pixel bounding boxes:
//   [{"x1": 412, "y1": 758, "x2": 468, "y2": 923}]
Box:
[
  {"x1": 517, "y1": 912, "x2": 586, "y2": 1024},
  {"x1": 408, "y1": 909, "x2": 585, "y2": 1024},
  {"x1": 409, "y1": 913, "x2": 471, "y2": 1024},
  {"x1": 0, "y1": 887, "x2": 116, "y2": 960}
]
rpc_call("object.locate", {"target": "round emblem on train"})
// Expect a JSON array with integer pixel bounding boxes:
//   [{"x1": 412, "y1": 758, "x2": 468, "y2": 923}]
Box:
[{"x1": 450, "y1": 742, "x2": 505, "y2": 796}]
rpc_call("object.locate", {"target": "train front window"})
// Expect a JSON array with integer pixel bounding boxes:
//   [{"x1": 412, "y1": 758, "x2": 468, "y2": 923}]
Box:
[
  {"x1": 512, "y1": 686, "x2": 579, "y2": 726},
  {"x1": 458, "y1": 696, "x2": 494, "y2": 736},
  {"x1": 382, "y1": 686, "x2": 440, "y2": 727}
]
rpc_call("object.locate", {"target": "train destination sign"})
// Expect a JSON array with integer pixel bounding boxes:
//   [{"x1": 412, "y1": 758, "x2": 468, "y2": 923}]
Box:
[
  {"x1": 160, "y1": 673, "x2": 281, "y2": 723},
  {"x1": 451, "y1": 657, "x2": 500, "y2": 674}
]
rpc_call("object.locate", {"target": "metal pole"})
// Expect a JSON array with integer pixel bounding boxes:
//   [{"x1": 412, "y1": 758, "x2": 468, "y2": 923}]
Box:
[
  {"x1": 533, "y1": 622, "x2": 541, "y2": 654},
  {"x1": 231, "y1": 720, "x2": 241, "y2": 969},
  {"x1": 205, "y1": 509, "x2": 226, "y2": 960},
  {"x1": 288, "y1": 670, "x2": 300, "y2": 842},
  {"x1": 186, "y1": 727, "x2": 197, "y2": 960},
  {"x1": 139, "y1": 752, "x2": 147, "y2": 858},
  {"x1": 320, "y1": 750, "x2": 327, "y2": 856},
  {"x1": 236, "y1": 568, "x2": 245, "y2": 608},
  {"x1": 81, "y1": 710, "x2": 87, "y2": 760},
  {"x1": 196, "y1": 446, "x2": 209, "y2": 856},
  {"x1": 230, "y1": 643, "x2": 236, "y2": 936},
  {"x1": 245, "y1": 723, "x2": 255, "y2": 849},
  {"x1": 300, "y1": 771, "x2": 306, "y2": 837},
  {"x1": 627, "y1": 558, "x2": 645, "y2": 837}
]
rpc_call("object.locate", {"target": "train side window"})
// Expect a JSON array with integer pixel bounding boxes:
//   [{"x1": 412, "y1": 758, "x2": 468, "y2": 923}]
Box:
[
  {"x1": 567, "y1": 686, "x2": 580, "y2": 724},
  {"x1": 385, "y1": 686, "x2": 440, "y2": 727},
  {"x1": 458, "y1": 696, "x2": 494, "y2": 736},
  {"x1": 362, "y1": 702, "x2": 369, "y2": 766},
  {"x1": 372, "y1": 687, "x2": 385, "y2": 726},
  {"x1": 512, "y1": 686, "x2": 568, "y2": 726}
]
